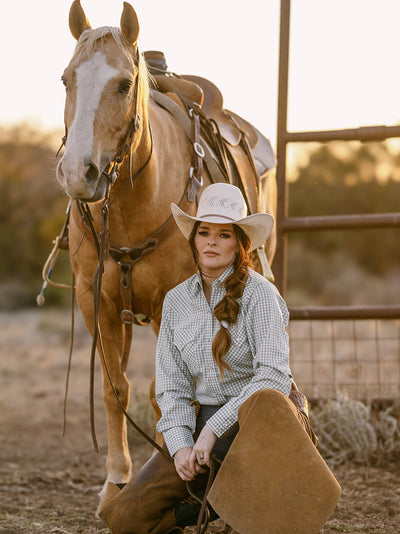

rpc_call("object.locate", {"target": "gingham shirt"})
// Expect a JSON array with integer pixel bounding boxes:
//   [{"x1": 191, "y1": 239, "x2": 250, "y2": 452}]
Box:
[{"x1": 155, "y1": 265, "x2": 292, "y2": 457}]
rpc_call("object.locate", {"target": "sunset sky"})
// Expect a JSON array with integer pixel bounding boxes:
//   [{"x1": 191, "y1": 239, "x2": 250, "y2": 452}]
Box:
[{"x1": 1, "y1": 0, "x2": 399, "y2": 149}]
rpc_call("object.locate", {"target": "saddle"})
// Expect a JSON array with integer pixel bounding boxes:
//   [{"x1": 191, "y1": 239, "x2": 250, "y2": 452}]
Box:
[{"x1": 144, "y1": 50, "x2": 276, "y2": 216}]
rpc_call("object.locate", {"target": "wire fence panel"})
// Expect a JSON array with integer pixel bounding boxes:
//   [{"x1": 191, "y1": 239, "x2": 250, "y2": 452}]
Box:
[{"x1": 288, "y1": 319, "x2": 400, "y2": 400}]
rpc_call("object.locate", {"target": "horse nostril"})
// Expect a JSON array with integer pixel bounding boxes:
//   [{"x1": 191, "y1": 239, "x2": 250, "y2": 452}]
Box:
[
  {"x1": 85, "y1": 163, "x2": 99, "y2": 185},
  {"x1": 56, "y1": 159, "x2": 65, "y2": 184}
]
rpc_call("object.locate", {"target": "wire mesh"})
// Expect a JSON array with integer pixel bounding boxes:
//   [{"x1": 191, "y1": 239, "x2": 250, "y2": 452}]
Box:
[{"x1": 288, "y1": 319, "x2": 400, "y2": 400}]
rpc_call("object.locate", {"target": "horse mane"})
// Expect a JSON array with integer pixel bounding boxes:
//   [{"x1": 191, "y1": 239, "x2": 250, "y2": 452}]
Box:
[{"x1": 74, "y1": 26, "x2": 152, "y2": 99}]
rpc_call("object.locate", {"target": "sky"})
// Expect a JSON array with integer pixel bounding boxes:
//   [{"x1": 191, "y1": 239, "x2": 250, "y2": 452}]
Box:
[{"x1": 1, "y1": 0, "x2": 400, "y2": 150}]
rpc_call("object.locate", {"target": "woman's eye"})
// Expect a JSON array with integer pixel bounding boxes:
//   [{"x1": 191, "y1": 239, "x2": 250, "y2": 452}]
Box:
[
  {"x1": 220, "y1": 233, "x2": 231, "y2": 238},
  {"x1": 198, "y1": 231, "x2": 208, "y2": 236}
]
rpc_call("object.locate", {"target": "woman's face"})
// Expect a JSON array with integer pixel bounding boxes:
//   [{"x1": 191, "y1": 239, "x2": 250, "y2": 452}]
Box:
[{"x1": 194, "y1": 223, "x2": 239, "y2": 278}]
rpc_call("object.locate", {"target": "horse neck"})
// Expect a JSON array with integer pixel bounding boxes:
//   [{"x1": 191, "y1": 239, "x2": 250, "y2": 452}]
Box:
[{"x1": 105, "y1": 100, "x2": 190, "y2": 242}]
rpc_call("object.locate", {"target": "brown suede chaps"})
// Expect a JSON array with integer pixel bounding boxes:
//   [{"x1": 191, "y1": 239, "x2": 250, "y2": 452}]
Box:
[
  {"x1": 98, "y1": 450, "x2": 187, "y2": 534},
  {"x1": 98, "y1": 389, "x2": 316, "y2": 534}
]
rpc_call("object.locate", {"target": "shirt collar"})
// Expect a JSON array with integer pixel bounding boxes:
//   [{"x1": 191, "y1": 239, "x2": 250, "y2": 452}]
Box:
[{"x1": 194, "y1": 264, "x2": 234, "y2": 289}]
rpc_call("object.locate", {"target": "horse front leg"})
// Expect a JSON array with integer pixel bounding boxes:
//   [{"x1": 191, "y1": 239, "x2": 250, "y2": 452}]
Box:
[
  {"x1": 75, "y1": 283, "x2": 132, "y2": 507},
  {"x1": 97, "y1": 304, "x2": 132, "y2": 506}
]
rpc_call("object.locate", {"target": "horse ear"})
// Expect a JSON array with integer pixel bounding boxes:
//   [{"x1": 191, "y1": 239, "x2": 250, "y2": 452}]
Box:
[
  {"x1": 120, "y1": 2, "x2": 140, "y2": 46},
  {"x1": 69, "y1": 0, "x2": 92, "y2": 40}
]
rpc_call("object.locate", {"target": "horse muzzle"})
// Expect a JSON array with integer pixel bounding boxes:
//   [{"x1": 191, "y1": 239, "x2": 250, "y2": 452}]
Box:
[{"x1": 56, "y1": 154, "x2": 108, "y2": 202}]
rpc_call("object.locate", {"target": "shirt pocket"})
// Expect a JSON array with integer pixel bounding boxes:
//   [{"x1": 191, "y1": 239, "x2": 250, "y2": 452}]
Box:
[
  {"x1": 225, "y1": 324, "x2": 251, "y2": 368},
  {"x1": 173, "y1": 328, "x2": 199, "y2": 370},
  {"x1": 229, "y1": 323, "x2": 248, "y2": 349}
]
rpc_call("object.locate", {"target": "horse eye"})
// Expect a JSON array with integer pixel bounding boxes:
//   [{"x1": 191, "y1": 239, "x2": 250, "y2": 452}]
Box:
[{"x1": 119, "y1": 79, "x2": 132, "y2": 95}]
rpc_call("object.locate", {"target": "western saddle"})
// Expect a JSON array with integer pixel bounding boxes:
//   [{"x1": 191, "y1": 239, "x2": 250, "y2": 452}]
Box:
[{"x1": 144, "y1": 50, "x2": 276, "y2": 217}]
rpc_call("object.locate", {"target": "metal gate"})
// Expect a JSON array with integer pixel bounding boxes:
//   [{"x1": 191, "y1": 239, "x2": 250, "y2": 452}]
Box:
[{"x1": 272, "y1": 0, "x2": 400, "y2": 399}]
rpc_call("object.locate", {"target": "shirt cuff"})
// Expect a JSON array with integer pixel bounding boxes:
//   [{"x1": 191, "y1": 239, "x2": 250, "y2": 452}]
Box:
[
  {"x1": 162, "y1": 426, "x2": 195, "y2": 457},
  {"x1": 206, "y1": 406, "x2": 238, "y2": 439}
]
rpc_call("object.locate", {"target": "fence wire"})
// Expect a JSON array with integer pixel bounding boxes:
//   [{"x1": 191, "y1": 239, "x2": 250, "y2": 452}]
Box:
[{"x1": 288, "y1": 319, "x2": 400, "y2": 400}]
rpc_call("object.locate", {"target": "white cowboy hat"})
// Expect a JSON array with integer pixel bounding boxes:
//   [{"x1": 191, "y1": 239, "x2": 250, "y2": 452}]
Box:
[{"x1": 170, "y1": 183, "x2": 274, "y2": 250}]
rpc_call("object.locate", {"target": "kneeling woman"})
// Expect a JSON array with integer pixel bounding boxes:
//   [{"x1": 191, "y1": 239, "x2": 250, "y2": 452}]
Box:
[{"x1": 100, "y1": 183, "x2": 293, "y2": 534}]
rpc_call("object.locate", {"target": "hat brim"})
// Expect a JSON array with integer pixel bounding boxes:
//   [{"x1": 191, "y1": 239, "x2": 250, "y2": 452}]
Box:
[{"x1": 170, "y1": 203, "x2": 274, "y2": 251}]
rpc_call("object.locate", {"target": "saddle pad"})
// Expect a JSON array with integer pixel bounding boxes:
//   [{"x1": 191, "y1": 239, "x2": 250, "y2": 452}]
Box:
[{"x1": 207, "y1": 389, "x2": 341, "y2": 534}]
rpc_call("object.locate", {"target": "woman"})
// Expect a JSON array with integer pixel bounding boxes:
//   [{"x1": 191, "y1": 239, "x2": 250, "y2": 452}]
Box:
[
  {"x1": 156, "y1": 182, "x2": 291, "y2": 483},
  {"x1": 100, "y1": 183, "x2": 295, "y2": 533}
]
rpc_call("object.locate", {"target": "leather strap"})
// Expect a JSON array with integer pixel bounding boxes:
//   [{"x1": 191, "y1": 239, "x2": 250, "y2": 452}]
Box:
[
  {"x1": 151, "y1": 89, "x2": 227, "y2": 186},
  {"x1": 188, "y1": 109, "x2": 204, "y2": 202},
  {"x1": 81, "y1": 188, "x2": 173, "y2": 462},
  {"x1": 106, "y1": 182, "x2": 193, "y2": 373},
  {"x1": 186, "y1": 456, "x2": 220, "y2": 534}
]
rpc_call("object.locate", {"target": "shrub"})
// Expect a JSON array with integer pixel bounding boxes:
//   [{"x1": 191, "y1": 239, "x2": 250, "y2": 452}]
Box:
[{"x1": 311, "y1": 393, "x2": 400, "y2": 468}]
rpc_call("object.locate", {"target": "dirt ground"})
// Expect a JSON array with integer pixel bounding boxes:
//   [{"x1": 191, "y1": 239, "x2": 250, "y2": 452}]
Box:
[{"x1": 1, "y1": 308, "x2": 400, "y2": 534}]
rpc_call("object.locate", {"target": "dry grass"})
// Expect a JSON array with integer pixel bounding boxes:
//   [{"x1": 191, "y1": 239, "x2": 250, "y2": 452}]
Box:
[{"x1": 311, "y1": 393, "x2": 400, "y2": 468}]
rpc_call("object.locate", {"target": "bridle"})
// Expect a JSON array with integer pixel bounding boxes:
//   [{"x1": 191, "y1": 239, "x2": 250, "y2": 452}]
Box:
[
  {"x1": 60, "y1": 45, "x2": 192, "y2": 455},
  {"x1": 57, "y1": 43, "x2": 144, "y2": 188}
]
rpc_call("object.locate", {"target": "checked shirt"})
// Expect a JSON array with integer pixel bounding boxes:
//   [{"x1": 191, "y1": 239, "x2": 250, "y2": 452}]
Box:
[{"x1": 155, "y1": 265, "x2": 292, "y2": 457}]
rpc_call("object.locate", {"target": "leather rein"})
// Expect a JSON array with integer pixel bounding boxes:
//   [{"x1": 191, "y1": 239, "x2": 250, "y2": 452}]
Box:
[{"x1": 67, "y1": 49, "x2": 171, "y2": 461}]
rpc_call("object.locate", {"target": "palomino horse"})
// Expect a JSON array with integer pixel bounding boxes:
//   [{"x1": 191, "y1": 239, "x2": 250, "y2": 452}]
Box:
[{"x1": 56, "y1": 0, "x2": 277, "y2": 504}]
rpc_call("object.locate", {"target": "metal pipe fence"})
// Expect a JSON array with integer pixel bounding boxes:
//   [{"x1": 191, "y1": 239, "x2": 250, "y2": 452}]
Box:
[{"x1": 273, "y1": 0, "x2": 400, "y2": 399}]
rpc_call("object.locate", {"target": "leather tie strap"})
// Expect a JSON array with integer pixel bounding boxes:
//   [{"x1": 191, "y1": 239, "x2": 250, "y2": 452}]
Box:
[{"x1": 188, "y1": 108, "x2": 204, "y2": 202}]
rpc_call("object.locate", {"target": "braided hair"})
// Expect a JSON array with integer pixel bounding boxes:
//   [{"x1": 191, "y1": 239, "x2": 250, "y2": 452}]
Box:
[{"x1": 189, "y1": 221, "x2": 253, "y2": 377}]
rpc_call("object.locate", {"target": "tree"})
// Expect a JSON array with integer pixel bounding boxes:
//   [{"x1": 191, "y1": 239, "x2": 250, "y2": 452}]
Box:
[
  {"x1": 0, "y1": 125, "x2": 69, "y2": 307},
  {"x1": 288, "y1": 141, "x2": 400, "y2": 275}
]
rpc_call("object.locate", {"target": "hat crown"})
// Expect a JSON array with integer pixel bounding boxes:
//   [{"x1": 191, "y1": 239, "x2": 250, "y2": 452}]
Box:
[
  {"x1": 170, "y1": 182, "x2": 274, "y2": 251},
  {"x1": 196, "y1": 183, "x2": 247, "y2": 222}
]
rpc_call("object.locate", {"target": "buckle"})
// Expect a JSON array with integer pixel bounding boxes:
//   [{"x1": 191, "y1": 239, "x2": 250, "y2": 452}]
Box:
[
  {"x1": 189, "y1": 166, "x2": 204, "y2": 186},
  {"x1": 120, "y1": 309, "x2": 135, "y2": 324},
  {"x1": 133, "y1": 113, "x2": 140, "y2": 131},
  {"x1": 193, "y1": 142, "x2": 205, "y2": 158}
]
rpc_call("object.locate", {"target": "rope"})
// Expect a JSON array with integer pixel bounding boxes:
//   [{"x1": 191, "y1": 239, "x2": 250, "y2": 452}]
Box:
[{"x1": 62, "y1": 271, "x2": 76, "y2": 436}]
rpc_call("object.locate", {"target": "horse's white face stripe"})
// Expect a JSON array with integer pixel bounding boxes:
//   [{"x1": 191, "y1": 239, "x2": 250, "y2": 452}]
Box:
[{"x1": 67, "y1": 51, "x2": 118, "y2": 166}]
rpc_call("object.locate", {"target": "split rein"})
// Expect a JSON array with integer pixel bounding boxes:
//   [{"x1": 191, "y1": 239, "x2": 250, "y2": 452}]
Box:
[{"x1": 85, "y1": 180, "x2": 216, "y2": 534}]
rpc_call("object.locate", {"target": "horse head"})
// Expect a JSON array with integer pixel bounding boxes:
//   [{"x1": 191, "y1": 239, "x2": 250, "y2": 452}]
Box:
[{"x1": 56, "y1": 1, "x2": 148, "y2": 202}]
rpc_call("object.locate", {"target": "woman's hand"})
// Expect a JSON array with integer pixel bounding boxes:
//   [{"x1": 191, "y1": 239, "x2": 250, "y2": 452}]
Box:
[
  {"x1": 174, "y1": 447, "x2": 204, "y2": 481},
  {"x1": 190, "y1": 424, "x2": 217, "y2": 469}
]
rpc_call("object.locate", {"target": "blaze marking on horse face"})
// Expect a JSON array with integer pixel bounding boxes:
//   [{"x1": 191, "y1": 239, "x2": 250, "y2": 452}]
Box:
[{"x1": 61, "y1": 52, "x2": 118, "y2": 191}]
